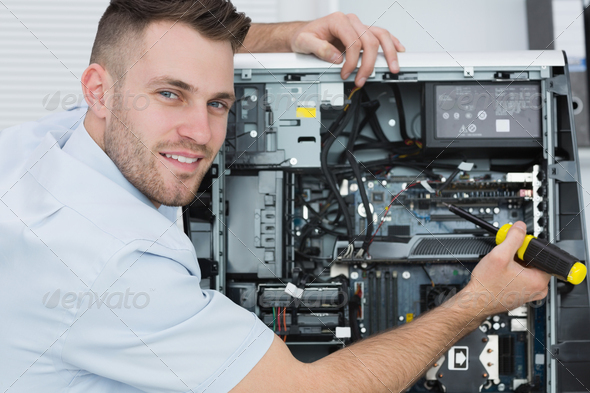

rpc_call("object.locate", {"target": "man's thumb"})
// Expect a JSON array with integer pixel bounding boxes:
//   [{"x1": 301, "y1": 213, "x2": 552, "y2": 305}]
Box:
[{"x1": 496, "y1": 221, "x2": 527, "y2": 261}]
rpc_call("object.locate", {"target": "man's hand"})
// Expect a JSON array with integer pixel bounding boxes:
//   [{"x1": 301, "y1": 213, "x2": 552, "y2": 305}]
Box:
[
  {"x1": 458, "y1": 221, "x2": 551, "y2": 317},
  {"x1": 291, "y1": 12, "x2": 405, "y2": 87},
  {"x1": 241, "y1": 13, "x2": 405, "y2": 88}
]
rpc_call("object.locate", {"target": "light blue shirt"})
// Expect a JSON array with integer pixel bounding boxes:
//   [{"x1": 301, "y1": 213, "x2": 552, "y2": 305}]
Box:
[{"x1": 0, "y1": 107, "x2": 273, "y2": 393}]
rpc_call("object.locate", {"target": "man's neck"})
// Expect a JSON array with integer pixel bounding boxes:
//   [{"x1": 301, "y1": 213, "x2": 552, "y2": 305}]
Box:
[{"x1": 83, "y1": 111, "x2": 106, "y2": 151}]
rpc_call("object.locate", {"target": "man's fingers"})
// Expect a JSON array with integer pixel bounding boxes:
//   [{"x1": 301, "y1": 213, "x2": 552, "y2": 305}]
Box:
[
  {"x1": 345, "y1": 15, "x2": 379, "y2": 87},
  {"x1": 368, "y1": 25, "x2": 400, "y2": 74},
  {"x1": 391, "y1": 33, "x2": 406, "y2": 53},
  {"x1": 294, "y1": 32, "x2": 343, "y2": 64},
  {"x1": 329, "y1": 13, "x2": 362, "y2": 80}
]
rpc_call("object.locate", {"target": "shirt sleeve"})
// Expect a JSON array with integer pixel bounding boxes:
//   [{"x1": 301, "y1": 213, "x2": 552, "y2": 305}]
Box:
[{"x1": 61, "y1": 240, "x2": 274, "y2": 393}]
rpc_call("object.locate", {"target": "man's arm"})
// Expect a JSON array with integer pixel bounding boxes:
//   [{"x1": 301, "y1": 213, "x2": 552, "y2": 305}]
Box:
[
  {"x1": 231, "y1": 222, "x2": 550, "y2": 392},
  {"x1": 240, "y1": 12, "x2": 405, "y2": 87}
]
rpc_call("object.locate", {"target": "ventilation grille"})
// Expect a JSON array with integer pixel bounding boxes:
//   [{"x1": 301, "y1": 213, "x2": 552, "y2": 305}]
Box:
[{"x1": 411, "y1": 237, "x2": 496, "y2": 257}]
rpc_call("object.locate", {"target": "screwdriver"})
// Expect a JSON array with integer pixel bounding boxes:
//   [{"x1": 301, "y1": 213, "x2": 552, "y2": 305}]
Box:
[{"x1": 443, "y1": 203, "x2": 587, "y2": 285}]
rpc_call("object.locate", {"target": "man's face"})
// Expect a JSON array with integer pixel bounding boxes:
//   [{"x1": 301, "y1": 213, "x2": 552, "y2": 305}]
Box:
[{"x1": 103, "y1": 21, "x2": 235, "y2": 207}]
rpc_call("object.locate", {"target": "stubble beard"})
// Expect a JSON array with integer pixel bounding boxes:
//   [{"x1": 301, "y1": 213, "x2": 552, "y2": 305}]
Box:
[{"x1": 104, "y1": 106, "x2": 212, "y2": 207}]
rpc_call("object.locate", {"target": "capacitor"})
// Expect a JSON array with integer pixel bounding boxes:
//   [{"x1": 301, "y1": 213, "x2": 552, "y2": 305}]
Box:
[
  {"x1": 493, "y1": 322, "x2": 501, "y2": 330},
  {"x1": 493, "y1": 207, "x2": 500, "y2": 214}
]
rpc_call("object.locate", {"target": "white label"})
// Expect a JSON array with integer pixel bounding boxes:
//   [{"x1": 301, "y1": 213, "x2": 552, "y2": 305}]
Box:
[
  {"x1": 335, "y1": 327, "x2": 351, "y2": 338},
  {"x1": 285, "y1": 283, "x2": 304, "y2": 299},
  {"x1": 458, "y1": 162, "x2": 474, "y2": 171},
  {"x1": 448, "y1": 346, "x2": 469, "y2": 370},
  {"x1": 496, "y1": 119, "x2": 510, "y2": 132}
]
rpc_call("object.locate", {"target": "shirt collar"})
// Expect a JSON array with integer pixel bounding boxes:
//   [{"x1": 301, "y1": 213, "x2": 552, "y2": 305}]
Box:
[{"x1": 62, "y1": 118, "x2": 159, "y2": 211}]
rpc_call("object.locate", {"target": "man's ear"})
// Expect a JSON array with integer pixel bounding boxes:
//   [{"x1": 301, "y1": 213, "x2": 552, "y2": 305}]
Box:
[{"x1": 81, "y1": 63, "x2": 112, "y2": 119}]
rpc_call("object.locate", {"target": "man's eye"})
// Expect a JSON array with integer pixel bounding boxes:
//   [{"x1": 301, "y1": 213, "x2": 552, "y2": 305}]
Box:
[
  {"x1": 209, "y1": 101, "x2": 227, "y2": 109},
  {"x1": 159, "y1": 91, "x2": 179, "y2": 100}
]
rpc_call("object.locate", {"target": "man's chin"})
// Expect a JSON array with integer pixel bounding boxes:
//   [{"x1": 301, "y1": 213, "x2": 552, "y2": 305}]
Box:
[
  {"x1": 148, "y1": 178, "x2": 203, "y2": 207},
  {"x1": 152, "y1": 188, "x2": 199, "y2": 207}
]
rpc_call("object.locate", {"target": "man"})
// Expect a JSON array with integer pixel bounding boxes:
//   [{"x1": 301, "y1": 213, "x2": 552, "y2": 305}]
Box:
[{"x1": 0, "y1": 1, "x2": 549, "y2": 392}]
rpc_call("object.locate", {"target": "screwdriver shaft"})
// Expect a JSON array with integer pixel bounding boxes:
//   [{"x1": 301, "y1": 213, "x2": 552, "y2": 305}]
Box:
[{"x1": 443, "y1": 203, "x2": 499, "y2": 234}]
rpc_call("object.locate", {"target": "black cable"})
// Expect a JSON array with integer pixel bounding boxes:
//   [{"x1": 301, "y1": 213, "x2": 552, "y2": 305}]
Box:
[
  {"x1": 294, "y1": 250, "x2": 333, "y2": 261},
  {"x1": 333, "y1": 160, "x2": 440, "y2": 180},
  {"x1": 320, "y1": 96, "x2": 358, "y2": 242},
  {"x1": 342, "y1": 96, "x2": 374, "y2": 254},
  {"x1": 338, "y1": 132, "x2": 378, "y2": 144},
  {"x1": 346, "y1": 156, "x2": 374, "y2": 252},
  {"x1": 317, "y1": 225, "x2": 347, "y2": 237},
  {"x1": 351, "y1": 141, "x2": 418, "y2": 153},
  {"x1": 337, "y1": 95, "x2": 389, "y2": 164},
  {"x1": 360, "y1": 91, "x2": 390, "y2": 144},
  {"x1": 390, "y1": 84, "x2": 409, "y2": 141}
]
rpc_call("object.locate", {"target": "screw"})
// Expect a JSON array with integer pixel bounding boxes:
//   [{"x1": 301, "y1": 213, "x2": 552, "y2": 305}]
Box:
[
  {"x1": 483, "y1": 373, "x2": 488, "y2": 378},
  {"x1": 438, "y1": 373, "x2": 443, "y2": 378},
  {"x1": 482, "y1": 338, "x2": 488, "y2": 343},
  {"x1": 488, "y1": 362, "x2": 493, "y2": 366},
  {"x1": 487, "y1": 348, "x2": 493, "y2": 353}
]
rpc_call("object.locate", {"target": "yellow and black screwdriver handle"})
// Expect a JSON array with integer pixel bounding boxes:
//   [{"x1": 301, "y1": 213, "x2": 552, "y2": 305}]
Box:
[{"x1": 496, "y1": 224, "x2": 587, "y2": 285}]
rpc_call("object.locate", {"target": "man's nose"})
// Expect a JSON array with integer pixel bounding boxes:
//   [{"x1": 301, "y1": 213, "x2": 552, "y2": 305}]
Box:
[{"x1": 177, "y1": 104, "x2": 212, "y2": 145}]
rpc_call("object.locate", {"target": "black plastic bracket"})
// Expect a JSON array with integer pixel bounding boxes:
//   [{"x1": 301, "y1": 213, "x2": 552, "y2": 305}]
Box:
[
  {"x1": 548, "y1": 161, "x2": 578, "y2": 182},
  {"x1": 210, "y1": 164, "x2": 219, "y2": 178},
  {"x1": 382, "y1": 72, "x2": 399, "y2": 81},
  {"x1": 551, "y1": 341, "x2": 590, "y2": 362},
  {"x1": 284, "y1": 74, "x2": 319, "y2": 82},
  {"x1": 198, "y1": 258, "x2": 219, "y2": 279},
  {"x1": 547, "y1": 74, "x2": 568, "y2": 95}
]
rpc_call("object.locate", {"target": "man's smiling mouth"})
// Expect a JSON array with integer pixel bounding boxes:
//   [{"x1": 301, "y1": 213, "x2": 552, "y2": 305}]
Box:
[{"x1": 162, "y1": 153, "x2": 199, "y2": 164}]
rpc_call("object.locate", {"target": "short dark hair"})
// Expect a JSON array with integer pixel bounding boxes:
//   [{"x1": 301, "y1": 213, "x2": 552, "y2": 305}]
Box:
[{"x1": 90, "y1": 0, "x2": 250, "y2": 81}]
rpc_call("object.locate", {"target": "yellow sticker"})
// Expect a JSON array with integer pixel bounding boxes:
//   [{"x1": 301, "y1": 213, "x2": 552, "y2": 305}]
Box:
[
  {"x1": 406, "y1": 313, "x2": 414, "y2": 323},
  {"x1": 296, "y1": 107, "x2": 317, "y2": 118}
]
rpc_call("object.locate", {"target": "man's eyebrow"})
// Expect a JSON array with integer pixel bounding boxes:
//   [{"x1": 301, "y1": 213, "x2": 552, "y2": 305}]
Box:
[
  {"x1": 147, "y1": 76, "x2": 235, "y2": 102},
  {"x1": 147, "y1": 76, "x2": 196, "y2": 93},
  {"x1": 212, "y1": 92, "x2": 236, "y2": 103}
]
